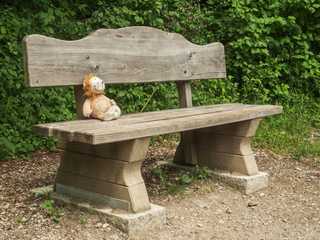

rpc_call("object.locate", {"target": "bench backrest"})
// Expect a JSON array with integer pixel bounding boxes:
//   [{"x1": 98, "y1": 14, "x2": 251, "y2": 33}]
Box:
[{"x1": 22, "y1": 26, "x2": 226, "y2": 117}]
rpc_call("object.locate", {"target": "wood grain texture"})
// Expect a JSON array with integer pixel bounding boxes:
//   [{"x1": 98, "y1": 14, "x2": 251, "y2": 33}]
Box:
[
  {"x1": 22, "y1": 26, "x2": 226, "y2": 87},
  {"x1": 176, "y1": 80, "x2": 198, "y2": 165},
  {"x1": 177, "y1": 81, "x2": 193, "y2": 108},
  {"x1": 33, "y1": 104, "x2": 283, "y2": 144},
  {"x1": 73, "y1": 85, "x2": 86, "y2": 120}
]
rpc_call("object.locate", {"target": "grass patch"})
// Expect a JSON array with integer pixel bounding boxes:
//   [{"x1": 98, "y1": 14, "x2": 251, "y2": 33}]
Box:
[
  {"x1": 150, "y1": 165, "x2": 212, "y2": 195},
  {"x1": 253, "y1": 99, "x2": 320, "y2": 160}
]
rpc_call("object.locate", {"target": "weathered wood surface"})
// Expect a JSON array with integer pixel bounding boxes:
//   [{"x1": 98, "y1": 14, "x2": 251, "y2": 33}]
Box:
[
  {"x1": 73, "y1": 85, "x2": 86, "y2": 120},
  {"x1": 34, "y1": 104, "x2": 282, "y2": 145},
  {"x1": 22, "y1": 26, "x2": 226, "y2": 87},
  {"x1": 175, "y1": 80, "x2": 198, "y2": 165}
]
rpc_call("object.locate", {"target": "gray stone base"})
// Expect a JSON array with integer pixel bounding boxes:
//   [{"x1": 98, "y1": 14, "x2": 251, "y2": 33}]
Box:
[
  {"x1": 210, "y1": 170, "x2": 268, "y2": 194},
  {"x1": 157, "y1": 160, "x2": 268, "y2": 194},
  {"x1": 31, "y1": 186, "x2": 166, "y2": 236}
]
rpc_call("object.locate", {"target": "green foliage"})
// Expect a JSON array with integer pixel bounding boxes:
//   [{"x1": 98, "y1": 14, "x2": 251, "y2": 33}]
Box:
[
  {"x1": 0, "y1": 0, "x2": 319, "y2": 160},
  {"x1": 153, "y1": 167, "x2": 166, "y2": 183},
  {"x1": 253, "y1": 94, "x2": 320, "y2": 159},
  {"x1": 205, "y1": 0, "x2": 320, "y2": 103},
  {"x1": 193, "y1": 165, "x2": 212, "y2": 180},
  {"x1": 42, "y1": 200, "x2": 63, "y2": 222},
  {"x1": 152, "y1": 165, "x2": 212, "y2": 195},
  {"x1": 13, "y1": 219, "x2": 24, "y2": 227}
]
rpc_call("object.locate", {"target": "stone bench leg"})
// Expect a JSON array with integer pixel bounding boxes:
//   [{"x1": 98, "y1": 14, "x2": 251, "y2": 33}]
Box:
[
  {"x1": 54, "y1": 137, "x2": 151, "y2": 213},
  {"x1": 173, "y1": 131, "x2": 198, "y2": 165},
  {"x1": 195, "y1": 119, "x2": 261, "y2": 176}
]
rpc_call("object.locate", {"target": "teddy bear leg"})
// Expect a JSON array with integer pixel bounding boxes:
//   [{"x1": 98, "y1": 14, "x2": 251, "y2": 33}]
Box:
[
  {"x1": 112, "y1": 106, "x2": 121, "y2": 119},
  {"x1": 101, "y1": 111, "x2": 115, "y2": 121}
]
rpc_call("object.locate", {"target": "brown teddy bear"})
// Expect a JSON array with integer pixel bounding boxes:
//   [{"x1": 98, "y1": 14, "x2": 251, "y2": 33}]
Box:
[{"x1": 82, "y1": 74, "x2": 121, "y2": 121}]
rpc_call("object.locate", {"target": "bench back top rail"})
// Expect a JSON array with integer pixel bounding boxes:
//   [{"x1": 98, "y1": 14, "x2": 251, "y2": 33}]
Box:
[{"x1": 22, "y1": 26, "x2": 226, "y2": 88}]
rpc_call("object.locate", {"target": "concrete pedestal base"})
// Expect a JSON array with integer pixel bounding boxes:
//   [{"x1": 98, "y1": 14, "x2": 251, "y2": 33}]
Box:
[
  {"x1": 210, "y1": 171, "x2": 268, "y2": 194},
  {"x1": 32, "y1": 186, "x2": 166, "y2": 236},
  {"x1": 158, "y1": 160, "x2": 268, "y2": 194}
]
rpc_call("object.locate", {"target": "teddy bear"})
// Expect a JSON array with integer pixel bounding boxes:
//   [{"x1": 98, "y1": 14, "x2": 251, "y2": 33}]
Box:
[{"x1": 82, "y1": 74, "x2": 121, "y2": 121}]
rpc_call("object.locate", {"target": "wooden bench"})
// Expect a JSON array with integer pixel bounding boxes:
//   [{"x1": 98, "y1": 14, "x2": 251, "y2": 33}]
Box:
[{"x1": 22, "y1": 26, "x2": 282, "y2": 213}]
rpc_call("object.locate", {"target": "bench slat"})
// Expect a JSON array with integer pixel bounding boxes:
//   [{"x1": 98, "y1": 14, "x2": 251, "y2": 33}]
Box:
[
  {"x1": 34, "y1": 104, "x2": 282, "y2": 144},
  {"x1": 33, "y1": 104, "x2": 243, "y2": 137},
  {"x1": 23, "y1": 26, "x2": 226, "y2": 87}
]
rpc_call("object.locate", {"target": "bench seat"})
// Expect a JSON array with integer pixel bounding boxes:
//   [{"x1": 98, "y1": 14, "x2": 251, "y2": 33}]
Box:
[{"x1": 34, "y1": 103, "x2": 282, "y2": 144}]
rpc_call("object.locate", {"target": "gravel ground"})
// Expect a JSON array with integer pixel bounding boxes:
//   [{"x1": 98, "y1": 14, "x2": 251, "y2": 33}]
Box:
[{"x1": 0, "y1": 143, "x2": 319, "y2": 240}]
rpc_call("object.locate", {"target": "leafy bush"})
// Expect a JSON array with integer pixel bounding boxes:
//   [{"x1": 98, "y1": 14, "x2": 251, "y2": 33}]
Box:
[{"x1": 205, "y1": 0, "x2": 320, "y2": 103}]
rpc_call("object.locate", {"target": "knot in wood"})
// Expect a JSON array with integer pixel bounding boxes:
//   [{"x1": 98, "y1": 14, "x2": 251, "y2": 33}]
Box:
[{"x1": 91, "y1": 64, "x2": 102, "y2": 73}]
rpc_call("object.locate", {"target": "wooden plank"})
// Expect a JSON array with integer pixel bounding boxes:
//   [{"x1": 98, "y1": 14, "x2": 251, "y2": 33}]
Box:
[
  {"x1": 73, "y1": 85, "x2": 86, "y2": 120},
  {"x1": 33, "y1": 103, "x2": 244, "y2": 138},
  {"x1": 33, "y1": 104, "x2": 283, "y2": 144},
  {"x1": 176, "y1": 80, "x2": 197, "y2": 165},
  {"x1": 177, "y1": 81, "x2": 193, "y2": 108},
  {"x1": 84, "y1": 105, "x2": 283, "y2": 144},
  {"x1": 58, "y1": 150, "x2": 144, "y2": 186},
  {"x1": 22, "y1": 26, "x2": 226, "y2": 87}
]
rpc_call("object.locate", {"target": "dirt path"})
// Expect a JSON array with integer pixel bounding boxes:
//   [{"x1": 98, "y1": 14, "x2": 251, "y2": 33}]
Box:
[{"x1": 0, "y1": 144, "x2": 319, "y2": 240}]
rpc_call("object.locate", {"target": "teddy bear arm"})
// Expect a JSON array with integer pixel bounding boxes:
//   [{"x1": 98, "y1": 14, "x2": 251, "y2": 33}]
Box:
[
  {"x1": 83, "y1": 99, "x2": 92, "y2": 118},
  {"x1": 110, "y1": 99, "x2": 116, "y2": 106}
]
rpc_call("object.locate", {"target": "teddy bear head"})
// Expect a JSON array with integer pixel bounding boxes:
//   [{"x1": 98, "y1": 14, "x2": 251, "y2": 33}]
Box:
[{"x1": 83, "y1": 73, "x2": 105, "y2": 98}]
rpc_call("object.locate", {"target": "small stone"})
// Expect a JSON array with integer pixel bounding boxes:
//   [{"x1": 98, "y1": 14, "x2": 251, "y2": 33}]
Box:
[
  {"x1": 197, "y1": 223, "x2": 203, "y2": 228},
  {"x1": 3, "y1": 203, "x2": 10, "y2": 209},
  {"x1": 95, "y1": 223, "x2": 102, "y2": 228},
  {"x1": 214, "y1": 209, "x2": 223, "y2": 215},
  {"x1": 102, "y1": 223, "x2": 109, "y2": 228},
  {"x1": 226, "y1": 208, "x2": 232, "y2": 214},
  {"x1": 247, "y1": 202, "x2": 258, "y2": 207},
  {"x1": 259, "y1": 193, "x2": 265, "y2": 197},
  {"x1": 84, "y1": 224, "x2": 91, "y2": 228}
]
